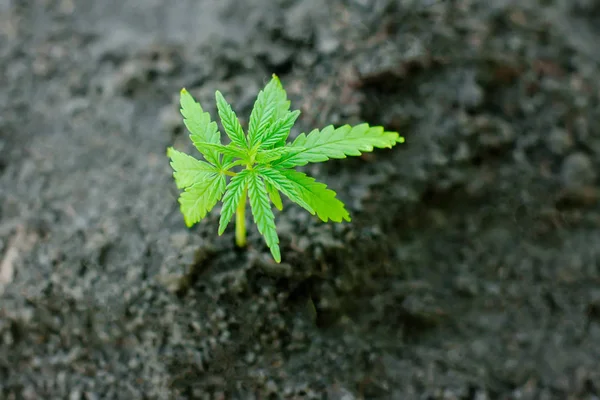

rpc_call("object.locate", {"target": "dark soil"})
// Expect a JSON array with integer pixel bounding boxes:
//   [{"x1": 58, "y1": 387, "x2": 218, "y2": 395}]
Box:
[{"x1": 2, "y1": 0, "x2": 600, "y2": 399}]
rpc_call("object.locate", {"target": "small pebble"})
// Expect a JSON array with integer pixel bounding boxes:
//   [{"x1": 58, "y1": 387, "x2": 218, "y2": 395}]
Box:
[{"x1": 560, "y1": 152, "x2": 596, "y2": 188}]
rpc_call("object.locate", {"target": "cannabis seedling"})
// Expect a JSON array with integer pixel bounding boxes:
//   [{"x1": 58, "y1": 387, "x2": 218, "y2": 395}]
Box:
[{"x1": 168, "y1": 74, "x2": 404, "y2": 263}]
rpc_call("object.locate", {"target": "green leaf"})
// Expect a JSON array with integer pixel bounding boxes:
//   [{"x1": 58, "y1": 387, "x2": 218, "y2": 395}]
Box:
[
  {"x1": 247, "y1": 172, "x2": 281, "y2": 262},
  {"x1": 221, "y1": 159, "x2": 247, "y2": 171},
  {"x1": 167, "y1": 147, "x2": 218, "y2": 189},
  {"x1": 255, "y1": 147, "x2": 306, "y2": 165},
  {"x1": 276, "y1": 168, "x2": 350, "y2": 223},
  {"x1": 259, "y1": 109, "x2": 301, "y2": 149},
  {"x1": 215, "y1": 90, "x2": 247, "y2": 149},
  {"x1": 180, "y1": 88, "x2": 221, "y2": 165},
  {"x1": 218, "y1": 169, "x2": 251, "y2": 235},
  {"x1": 191, "y1": 141, "x2": 250, "y2": 164},
  {"x1": 255, "y1": 166, "x2": 313, "y2": 214},
  {"x1": 274, "y1": 123, "x2": 403, "y2": 168},
  {"x1": 178, "y1": 173, "x2": 226, "y2": 227},
  {"x1": 265, "y1": 181, "x2": 283, "y2": 211},
  {"x1": 255, "y1": 147, "x2": 290, "y2": 164},
  {"x1": 248, "y1": 74, "x2": 290, "y2": 148}
]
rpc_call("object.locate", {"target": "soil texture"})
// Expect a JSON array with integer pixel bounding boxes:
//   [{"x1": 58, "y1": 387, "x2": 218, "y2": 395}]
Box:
[{"x1": 2, "y1": 0, "x2": 600, "y2": 399}]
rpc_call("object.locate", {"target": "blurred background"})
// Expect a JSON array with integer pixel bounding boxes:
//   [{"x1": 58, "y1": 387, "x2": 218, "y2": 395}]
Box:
[{"x1": 1, "y1": 0, "x2": 600, "y2": 399}]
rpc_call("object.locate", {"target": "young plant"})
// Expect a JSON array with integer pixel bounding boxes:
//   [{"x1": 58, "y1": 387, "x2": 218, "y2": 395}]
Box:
[{"x1": 167, "y1": 74, "x2": 404, "y2": 263}]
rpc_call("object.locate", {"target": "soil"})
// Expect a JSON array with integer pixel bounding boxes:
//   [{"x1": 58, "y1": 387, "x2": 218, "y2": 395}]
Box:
[{"x1": 2, "y1": 0, "x2": 600, "y2": 399}]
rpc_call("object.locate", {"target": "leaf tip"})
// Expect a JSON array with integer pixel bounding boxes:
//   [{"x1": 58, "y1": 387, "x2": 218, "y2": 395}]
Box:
[
  {"x1": 272, "y1": 247, "x2": 282, "y2": 263},
  {"x1": 271, "y1": 73, "x2": 284, "y2": 89},
  {"x1": 397, "y1": 136, "x2": 405, "y2": 143}
]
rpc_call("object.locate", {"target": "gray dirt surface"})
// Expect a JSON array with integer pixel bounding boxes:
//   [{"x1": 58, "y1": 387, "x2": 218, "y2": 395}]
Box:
[{"x1": 2, "y1": 0, "x2": 600, "y2": 398}]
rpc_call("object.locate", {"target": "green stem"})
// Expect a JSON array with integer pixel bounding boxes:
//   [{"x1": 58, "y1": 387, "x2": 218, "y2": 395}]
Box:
[{"x1": 235, "y1": 188, "x2": 247, "y2": 247}]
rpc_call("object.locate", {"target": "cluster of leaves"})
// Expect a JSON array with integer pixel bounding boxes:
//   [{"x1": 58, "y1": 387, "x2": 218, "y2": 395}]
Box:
[{"x1": 168, "y1": 74, "x2": 404, "y2": 263}]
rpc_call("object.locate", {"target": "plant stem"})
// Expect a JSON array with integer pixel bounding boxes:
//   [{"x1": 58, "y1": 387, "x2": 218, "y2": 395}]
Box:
[{"x1": 235, "y1": 188, "x2": 247, "y2": 247}]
